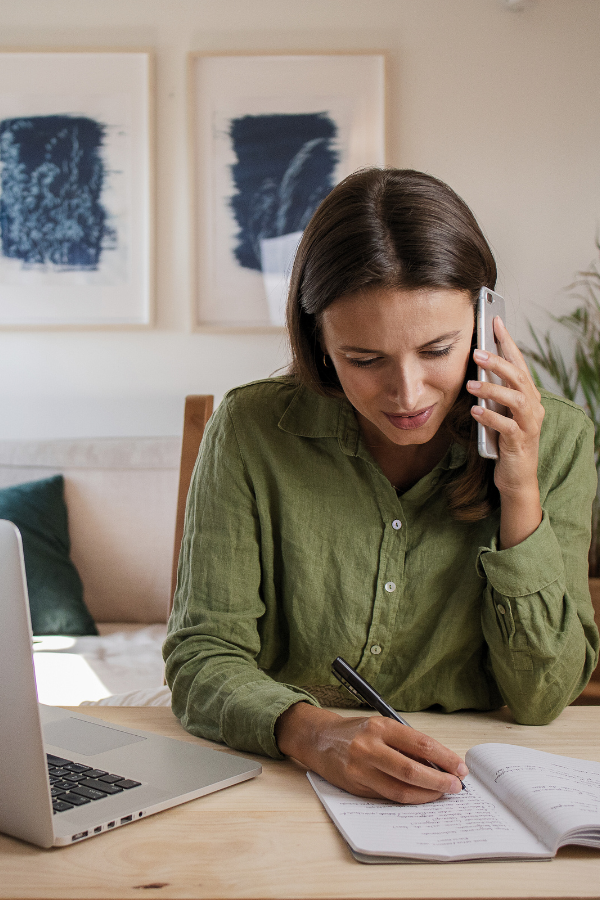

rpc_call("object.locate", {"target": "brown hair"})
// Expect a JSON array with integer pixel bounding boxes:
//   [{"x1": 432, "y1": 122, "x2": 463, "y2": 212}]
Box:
[{"x1": 287, "y1": 167, "x2": 498, "y2": 521}]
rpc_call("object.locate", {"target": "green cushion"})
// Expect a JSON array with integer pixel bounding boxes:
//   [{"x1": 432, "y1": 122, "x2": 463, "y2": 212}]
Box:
[{"x1": 0, "y1": 475, "x2": 97, "y2": 636}]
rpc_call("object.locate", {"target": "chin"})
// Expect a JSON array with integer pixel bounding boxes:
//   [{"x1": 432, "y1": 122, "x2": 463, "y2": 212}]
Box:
[{"x1": 389, "y1": 430, "x2": 437, "y2": 446}]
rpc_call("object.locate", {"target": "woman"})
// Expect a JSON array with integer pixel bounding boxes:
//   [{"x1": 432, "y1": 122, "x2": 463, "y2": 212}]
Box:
[{"x1": 164, "y1": 168, "x2": 598, "y2": 805}]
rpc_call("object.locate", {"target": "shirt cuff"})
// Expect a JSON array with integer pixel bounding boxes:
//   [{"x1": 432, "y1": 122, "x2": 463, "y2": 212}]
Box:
[
  {"x1": 477, "y1": 510, "x2": 565, "y2": 598},
  {"x1": 221, "y1": 681, "x2": 320, "y2": 759}
]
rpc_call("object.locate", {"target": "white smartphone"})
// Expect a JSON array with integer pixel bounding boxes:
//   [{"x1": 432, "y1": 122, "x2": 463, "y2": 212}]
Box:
[{"x1": 476, "y1": 287, "x2": 507, "y2": 459}]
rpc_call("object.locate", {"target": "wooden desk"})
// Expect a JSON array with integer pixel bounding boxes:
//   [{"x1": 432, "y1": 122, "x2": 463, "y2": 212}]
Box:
[{"x1": 2, "y1": 706, "x2": 600, "y2": 900}]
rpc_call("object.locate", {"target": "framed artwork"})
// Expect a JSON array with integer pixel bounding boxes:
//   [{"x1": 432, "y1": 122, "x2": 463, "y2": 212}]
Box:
[
  {"x1": 0, "y1": 51, "x2": 152, "y2": 328},
  {"x1": 191, "y1": 53, "x2": 385, "y2": 330}
]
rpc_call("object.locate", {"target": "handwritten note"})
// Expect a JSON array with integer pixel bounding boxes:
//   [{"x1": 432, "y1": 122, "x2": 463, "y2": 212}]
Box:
[
  {"x1": 308, "y1": 771, "x2": 550, "y2": 861},
  {"x1": 466, "y1": 743, "x2": 600, "y2": 851}
]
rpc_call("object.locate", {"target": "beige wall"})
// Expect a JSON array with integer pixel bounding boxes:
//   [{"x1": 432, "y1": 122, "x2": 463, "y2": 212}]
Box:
[{"x1": 0, "y1": 0, "x2": 598, "y2": 438}]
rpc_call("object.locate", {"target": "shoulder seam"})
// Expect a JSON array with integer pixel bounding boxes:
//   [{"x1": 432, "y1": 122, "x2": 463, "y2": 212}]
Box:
[
  {"x1": 221, "y1": 392, "x2": 253, "y2": 488},
  {"x1": 539, "y1": 389, "x2": 588, "y2": 418},
  {"x1": 223, "y1": 376, "x2": 294, "y2": 401}
]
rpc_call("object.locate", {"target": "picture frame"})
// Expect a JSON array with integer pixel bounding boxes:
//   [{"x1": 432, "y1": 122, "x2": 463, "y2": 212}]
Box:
[
  {"x1": 191, "y1": 53, "x2": 385, "y2": 331},
  {"x1": 0, "y1": 50, "x2": 153, "y2": 328}
]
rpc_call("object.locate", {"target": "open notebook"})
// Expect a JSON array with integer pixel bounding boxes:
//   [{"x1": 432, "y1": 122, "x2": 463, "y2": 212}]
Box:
[{"x1": 309, "y1": 742, "x2": 600, "y2": 863}]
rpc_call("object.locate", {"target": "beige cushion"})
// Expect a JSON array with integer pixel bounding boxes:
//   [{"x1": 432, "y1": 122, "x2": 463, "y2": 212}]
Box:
[{"x1": 0, "y1": 437, "x2": 180, "y2": 624}]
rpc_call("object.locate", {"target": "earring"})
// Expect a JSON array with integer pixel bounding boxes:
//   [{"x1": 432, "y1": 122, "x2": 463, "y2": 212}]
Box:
[{"x1": 322, "y1": 353, "x2": 330, "y2": 368}]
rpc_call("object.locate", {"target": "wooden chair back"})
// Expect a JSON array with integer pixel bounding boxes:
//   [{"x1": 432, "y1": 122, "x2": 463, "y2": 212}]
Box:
[
  {"x1": 170, "y1": 395, "x2": 214, "y2": 612},
  {"x1": 573, "y1": 578, "x2": 600, "y2": 704}
]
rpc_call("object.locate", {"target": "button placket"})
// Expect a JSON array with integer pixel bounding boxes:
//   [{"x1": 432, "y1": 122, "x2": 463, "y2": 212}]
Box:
[{"x1": 359, "y1": 482, "x2": 406, "y2": 678}]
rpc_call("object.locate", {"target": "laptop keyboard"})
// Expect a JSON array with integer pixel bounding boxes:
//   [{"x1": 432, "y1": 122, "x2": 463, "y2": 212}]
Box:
[{"x1": 47, "y1": 753, "x2": 141, "y2": 814}]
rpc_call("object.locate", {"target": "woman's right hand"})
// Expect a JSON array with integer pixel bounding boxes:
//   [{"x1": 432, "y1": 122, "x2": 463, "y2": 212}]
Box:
[{"x1": 274, "y1": 702, "x2": 467, "y2": 803}]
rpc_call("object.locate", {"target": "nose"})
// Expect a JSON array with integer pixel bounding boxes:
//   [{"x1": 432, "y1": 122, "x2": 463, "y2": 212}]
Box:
[{"x1": 387, "y1": 359, "x2": 424, "y2": 411}]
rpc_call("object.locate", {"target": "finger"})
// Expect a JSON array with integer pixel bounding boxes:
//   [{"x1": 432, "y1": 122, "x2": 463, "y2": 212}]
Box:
[
  {"x1": 372, "y1": 743, "x2": 464, "y2": 797},
  {"x1": 389, "y1": 725, "x2": 468, "y2": 778},
  {"x1": 493, "y1": 317, "x2": 531, "y2": 373},
  {"x1": 470, "y1": 402, "x2": 524, "y2": 440},
  {"x1": 353, "y1": 767, "x2": 447, "y2": 805},
  {"x1": 336, "y1": 718, "x2": 467, "y2": 802},
  {"x1": 473, "y1": 348, "x2": 538, "y2": 397},
  {"x1": 376, "y1": 722, "x2": 467, "y2": 789},
  {"x1": 478, "y1": 316, "x2": 538, "y2": 390},
  {"x1": 351, "y1": 744, "x2": 462, "y2": 804},
  {"x1": 467, "y1": 382, "x2": 542, "y2": 433}
]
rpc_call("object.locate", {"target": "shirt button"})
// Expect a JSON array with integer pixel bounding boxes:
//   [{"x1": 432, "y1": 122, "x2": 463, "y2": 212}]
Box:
[
  {"x1": 370, "y1": 644, "x2": 382, "y2": 655},
  {"x1": 497, "y1": 604, "x2": 506, "y2": 615},
  {"x1": 384, "y1": 581, "x2": 396, "y2": 593},
  {"x1": 392, "y1": 519, "x2": 402, "y2": 530}
]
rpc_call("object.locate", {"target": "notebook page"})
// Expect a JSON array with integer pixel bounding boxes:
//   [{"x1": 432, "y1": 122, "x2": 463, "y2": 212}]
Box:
[
  {"x1": 466, "y1": 743, "x2": 600, "y2": 852},
  {"x1": 307, "y1": 772, "x2": 551, "y2": 861}
]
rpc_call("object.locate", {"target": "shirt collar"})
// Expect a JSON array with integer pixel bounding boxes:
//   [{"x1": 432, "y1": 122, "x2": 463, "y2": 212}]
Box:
[
  {"x1": 278, "y1": 383, "x2": 358, "y2": 445},
  {"x1": 438, "y1": 441, "x2": 467, "y2": 471},
  {"x1": 278, "y1": 381, "x2": 468, "y2": 468}
]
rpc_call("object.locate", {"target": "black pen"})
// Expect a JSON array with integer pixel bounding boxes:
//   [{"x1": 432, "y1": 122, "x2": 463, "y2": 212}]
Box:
[{"x1": 331, "y1": 656, "x2": 465, "y2": 790}]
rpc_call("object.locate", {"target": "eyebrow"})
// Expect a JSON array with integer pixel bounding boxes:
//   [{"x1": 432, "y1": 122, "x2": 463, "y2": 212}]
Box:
[{"x1": 338, "y1": 331, "x2": 463, "y2": 354}]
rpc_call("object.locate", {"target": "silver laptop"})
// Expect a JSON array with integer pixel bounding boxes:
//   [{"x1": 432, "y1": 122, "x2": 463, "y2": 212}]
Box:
[{"x1": 0, "y1": 519, "x2": 261, "y2": 848}]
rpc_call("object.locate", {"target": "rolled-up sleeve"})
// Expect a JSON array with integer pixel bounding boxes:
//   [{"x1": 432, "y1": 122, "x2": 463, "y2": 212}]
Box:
[{"x1": 477, "y1": 409, "x2": 599, "y2": 724}]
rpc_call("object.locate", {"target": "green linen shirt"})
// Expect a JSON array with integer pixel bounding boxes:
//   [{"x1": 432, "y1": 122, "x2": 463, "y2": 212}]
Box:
[{"x1": 164, "y1": 377, "x2": 599, "y2": 759}]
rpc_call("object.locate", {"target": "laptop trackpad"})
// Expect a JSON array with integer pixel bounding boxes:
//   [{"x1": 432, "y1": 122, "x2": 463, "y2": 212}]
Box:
[{"x1": 44, "y1": 717, "x2": 147, "y2": 755}]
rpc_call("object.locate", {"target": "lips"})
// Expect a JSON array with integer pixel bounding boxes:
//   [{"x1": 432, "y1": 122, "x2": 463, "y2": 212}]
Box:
[{"x1": 384, "y1": 405, "x2": 435, "y2": 431}]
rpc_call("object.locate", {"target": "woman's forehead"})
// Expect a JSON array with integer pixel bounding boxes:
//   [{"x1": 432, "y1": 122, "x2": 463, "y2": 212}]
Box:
[{"x1": 321, "y1": 286, "x2": 474, "y2": 342}]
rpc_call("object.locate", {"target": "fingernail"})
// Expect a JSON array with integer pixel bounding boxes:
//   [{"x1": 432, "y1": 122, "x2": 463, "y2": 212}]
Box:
[
  {"x1": 473, "y1": 349, "x2": 488, "y2": 362},
  {"x1": 467, "y1": 380, "x2": 481, "y2": 391},
  {"x1": 449, "y1": 779, "x2": 462, "y2": 794},
  {"x1": 458, "y1": 763, "x2": 469, "y2": 777},
  {"x1": 471, "y1": 405, "x2": 483, "y2": 416}
]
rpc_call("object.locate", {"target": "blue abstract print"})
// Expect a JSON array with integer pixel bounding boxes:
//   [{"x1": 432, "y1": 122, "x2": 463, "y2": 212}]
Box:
[
  {"x1": 0, "y1": 115, "x2": 115, "y2": 270},
  {"x1": 228, "y1": 112, "x2": 338, "y2": 272}
]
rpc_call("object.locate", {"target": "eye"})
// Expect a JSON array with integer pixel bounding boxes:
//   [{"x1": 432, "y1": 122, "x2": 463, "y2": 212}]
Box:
[
  {"x1": 421, "y1": 346, "x2": 452, "y2": 359},
  {"x1": 347, "y1": 357, "x2": 380, "y2": 368}
]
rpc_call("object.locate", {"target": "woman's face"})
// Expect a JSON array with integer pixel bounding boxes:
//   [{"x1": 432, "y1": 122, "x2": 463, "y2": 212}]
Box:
[{"x1": 320, "y1": 286, "x2": 475, "y2": 449}]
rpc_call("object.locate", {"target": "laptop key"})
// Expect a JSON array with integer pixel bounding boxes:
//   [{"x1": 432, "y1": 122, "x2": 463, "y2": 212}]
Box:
[
  {"x1": 53, "y1": 780, "x2": 75, "y2": 792},
  {"x1": 57, "y1": 791, "x2": 91, "y2": 806},
  {"x1": 64, "y1": 763, "x2": 91, "y2": 774},
  {"x1": 98, "y1": 774, "x2": 124, "y2": 784},
  {"x1": 52, "y1": 799, "x2": 74, "y2": 813},
  {"x1": 83, "y1": 769, "x2": 108, "y2": 779},
  {"x1": 79, "y1": 777, "x2": 123, "y2": 795},
  {"x1": 70, "y1": 785, "x2": 106, "y2": 801},
  {"x1": 115, "y1": 779, "x2": 142, "y2": 789},
  {"x1": 47, "y1": 754, "x2": 72, "y2": 767}
]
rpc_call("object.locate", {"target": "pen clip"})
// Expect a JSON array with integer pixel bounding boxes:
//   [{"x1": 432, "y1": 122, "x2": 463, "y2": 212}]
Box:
[{"x1": 331, "y1": 666, "x2": 364, "y2": 703}]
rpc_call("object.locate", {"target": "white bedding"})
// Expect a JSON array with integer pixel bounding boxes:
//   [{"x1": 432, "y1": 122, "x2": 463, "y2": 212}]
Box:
[{"x1": 33, "y1": 623, "x2": 169, "y2": 706}]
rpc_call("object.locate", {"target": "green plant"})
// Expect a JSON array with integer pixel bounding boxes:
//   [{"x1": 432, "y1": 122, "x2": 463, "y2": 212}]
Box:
[{"x1": 522, "y1": 239, "x2": 600, "y2": 575}]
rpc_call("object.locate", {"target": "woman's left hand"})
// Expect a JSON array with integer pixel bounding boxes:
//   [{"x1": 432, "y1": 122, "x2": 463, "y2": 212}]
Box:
[{"x1": 467, "y1": 316, "x2": 545, "y2": 549}]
